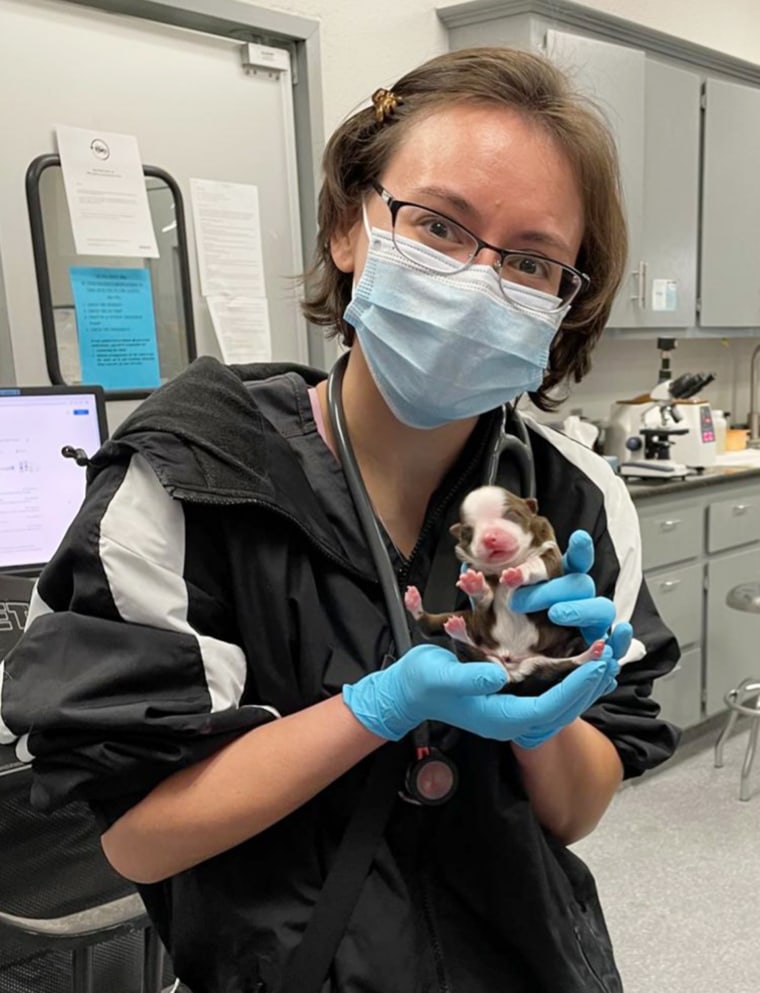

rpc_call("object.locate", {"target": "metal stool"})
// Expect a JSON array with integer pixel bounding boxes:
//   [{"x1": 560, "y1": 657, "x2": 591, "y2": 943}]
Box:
[{"x1": 714, "y1": 582, "x2": 760, "y2": 801}]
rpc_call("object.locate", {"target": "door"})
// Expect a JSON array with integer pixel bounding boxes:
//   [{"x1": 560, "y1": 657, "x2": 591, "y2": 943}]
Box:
[{"x1": 0, "y1": 0, "x2": 308, "y2": 427}]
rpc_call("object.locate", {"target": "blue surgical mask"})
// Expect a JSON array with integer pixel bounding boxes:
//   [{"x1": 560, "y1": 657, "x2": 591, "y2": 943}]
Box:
[{"x1": 344, "y1": 224, "x2": 568, "y2": 429}]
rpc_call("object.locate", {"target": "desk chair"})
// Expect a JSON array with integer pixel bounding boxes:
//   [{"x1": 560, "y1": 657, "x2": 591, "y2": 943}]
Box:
[
  {"x1": 0, "y1": 576, "x2": 166, "y2": 993},
  {"x1": 714, "y1": 582, "x2": 760, "y2": 801}
]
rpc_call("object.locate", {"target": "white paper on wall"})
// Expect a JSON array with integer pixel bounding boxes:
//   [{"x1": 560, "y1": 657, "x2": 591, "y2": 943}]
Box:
[
  {"x1": 189, "y1": 178, "x2": 266, "y2": 298},
  {"x1": 56, "y1": 125, "x2": 159, "y2": 258},
  {"x1": 206, "y1": 296, "x2": 272, "y2": 364}
]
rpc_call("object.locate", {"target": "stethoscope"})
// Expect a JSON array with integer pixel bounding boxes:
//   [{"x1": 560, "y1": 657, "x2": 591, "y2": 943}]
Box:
[{"x1": 326, "y1": 352, "x2": 536, "y2": 805}]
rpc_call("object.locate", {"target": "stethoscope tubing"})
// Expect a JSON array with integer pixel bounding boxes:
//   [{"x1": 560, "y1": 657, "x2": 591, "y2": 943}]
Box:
[
  {"x1": 325, "y1": 352, "x2": 535, "y2": 802},
  {"x1": 326, "y1": 353, "x2": 414, "y2": 659}
]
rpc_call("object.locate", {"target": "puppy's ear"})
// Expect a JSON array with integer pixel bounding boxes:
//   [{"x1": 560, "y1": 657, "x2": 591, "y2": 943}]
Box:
[
  {"x1": 449, "y1": 522, "x2": 462, "y2": 539},
  {"x1": 524, "y1": 497, "x2": 538, "y2": 515}
]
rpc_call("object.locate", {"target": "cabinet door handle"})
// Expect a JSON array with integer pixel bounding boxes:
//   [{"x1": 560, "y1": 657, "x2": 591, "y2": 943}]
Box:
[
  {"x1": 658, "y1": 580, "x2": 681, "y2": 592},
  {"x1": 631, "y1": 260, "x2": 647, "y2": 308},
  {"x1": 732, "y1": 504, "x2": 750, "y2": 515},
  {"x1": 663, "y1": 662, "x2": 683, "y2": 680},
  {"x1": 659, "y1": 519, "x2": 681, "y2": 531}
]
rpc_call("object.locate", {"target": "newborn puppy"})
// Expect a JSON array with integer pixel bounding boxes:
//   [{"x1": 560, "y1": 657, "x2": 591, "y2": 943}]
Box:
[{"x1": 404, "y1": 486, "x2": 605, "y2": 695}]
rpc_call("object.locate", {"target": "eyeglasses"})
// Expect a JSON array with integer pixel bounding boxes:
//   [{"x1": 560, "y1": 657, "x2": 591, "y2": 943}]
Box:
[{"x1": 371, "y1": 182, "x2": 589, "y2": 315}]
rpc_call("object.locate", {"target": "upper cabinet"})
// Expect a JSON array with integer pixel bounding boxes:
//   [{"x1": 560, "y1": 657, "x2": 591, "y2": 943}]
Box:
[
  {"x1": 545, "y1": 30, "x2": 700, "y2": 329},
  {"x1": 700, "y1": 78, "x2": 760, "y2": 326},
  {"x1": 640, "y1": 60, "x2": 701, "y2": 329},
  {"x1": 441, "y1": 3, "x2": 759, "y2": 333},
  {"x1": 545, "y1": 30, "x2": 645, "y2": 328}
]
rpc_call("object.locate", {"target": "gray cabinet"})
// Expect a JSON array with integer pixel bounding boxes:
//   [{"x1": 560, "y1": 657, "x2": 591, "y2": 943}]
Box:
[
  {"x1": 544, "y1": 30, "x2": 645, "y2": 328},
  {"x1": 640, "y1": 59, "x2": 700, "y2": 328},
  {"x1": 655, "y1": 645, "x2": 702, "y2": 732},
  {"x1": 705, "y1": 546, "x2": 760, "y2": 714},
  {"x1": 544, "y1": 31, "x2": 701, "y2": 329},
  {"x1": 639, "y1": 500, "x2": 704, "y2": 729},
  {"x1": 639, "y1": 502, "x2": 702, "y2": 570},
  {"x1": 700, "y1": 78, "x2": 760, "y2": 326},
  {"x1": 635, "y1": 476, "x2": 760, "y2": 729}
]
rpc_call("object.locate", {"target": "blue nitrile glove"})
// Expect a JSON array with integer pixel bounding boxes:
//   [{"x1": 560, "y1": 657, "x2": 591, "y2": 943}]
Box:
[
  {"x1": 510, "y1": 650, "x2": 620, "y2": 748},
  {"x1": 601, "y1": 621, "x2": 633, "y2": 665},
  {"x1": 342, "y1": 643, "x2": 618, "y2": 745},
  {"x1": 510, "y1": 529, "x2": 616, "y2": 644},
  {"x1": 512, "y1": 621, "x2": 631, "y2": 748}
]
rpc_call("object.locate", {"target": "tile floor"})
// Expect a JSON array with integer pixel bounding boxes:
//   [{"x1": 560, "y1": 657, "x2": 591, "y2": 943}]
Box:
[{"x1": 573, "y1": 729, "x2": 760, "y2": 993}]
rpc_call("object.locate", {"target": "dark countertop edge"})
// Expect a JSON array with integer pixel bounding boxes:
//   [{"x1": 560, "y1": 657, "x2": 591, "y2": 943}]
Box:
[{"x1": 626, "y1": 464, "x2": 760, "y2": 501}]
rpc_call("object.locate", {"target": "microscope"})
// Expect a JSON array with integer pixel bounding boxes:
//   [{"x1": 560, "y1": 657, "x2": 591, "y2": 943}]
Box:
[
  {"x1": 605, "y1": 338, "x2": 717, "y2": 480},
  {"x1": 614, "y1": 379, "x2": 691, "y2": 479}
]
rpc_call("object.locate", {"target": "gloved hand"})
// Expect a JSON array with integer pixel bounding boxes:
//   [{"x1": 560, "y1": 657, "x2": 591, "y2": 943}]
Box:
[
  {"x1": 511, "y1": 621, "x2": 630, "y2": 748},
  {"x1": 510, "y1": 529, "x2": 617, "y2": 644},
  {"x1": 510, "y1": 649, "x2": 621, "y2": 748},
  {"x1": 342, "y1": 643, "x2": 618, "y2": 745}
]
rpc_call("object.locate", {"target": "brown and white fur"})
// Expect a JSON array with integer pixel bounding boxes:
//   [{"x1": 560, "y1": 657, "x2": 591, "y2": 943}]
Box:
[{"x1": 404, "y1": 486, "x2": 605, "y2": 695}]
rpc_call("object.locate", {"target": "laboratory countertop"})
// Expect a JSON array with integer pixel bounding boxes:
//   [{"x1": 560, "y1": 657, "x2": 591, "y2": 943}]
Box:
[{"x1": 625, "y1": 459, "x2": 760, "y2": 501}]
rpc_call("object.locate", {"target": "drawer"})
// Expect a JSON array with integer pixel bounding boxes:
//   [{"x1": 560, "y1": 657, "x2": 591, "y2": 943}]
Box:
[
  {"x1": 652, "y1": 645, "x2": 702, "y2": 730},
  {"x1": 707, "y1": 494, "x2": 760, "y2": 553},
  {"x1": 647, "y1": 562, "x2": 703, "y2": 648},
  {"x1": 639, "y1": 504, "x2": 702, "y2": 570}
]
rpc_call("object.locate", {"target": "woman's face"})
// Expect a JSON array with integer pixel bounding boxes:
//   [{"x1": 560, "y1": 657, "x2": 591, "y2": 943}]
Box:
[{"x1": 330, "y1": 102, "x2": 585, "y2": 285}]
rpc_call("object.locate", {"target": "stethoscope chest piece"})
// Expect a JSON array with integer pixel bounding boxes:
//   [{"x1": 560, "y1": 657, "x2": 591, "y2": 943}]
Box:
[{"x1": 403, "y1": 747, "x2": 458, "y2": 806}]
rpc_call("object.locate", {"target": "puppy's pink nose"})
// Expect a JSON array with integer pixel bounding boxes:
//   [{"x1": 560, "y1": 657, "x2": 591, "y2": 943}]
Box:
[
  {"x1": 483, "y1": 531, "x2": 501, "y2": 549},
  {"x1": 481, "y1": 529, "x2": 516, "y2": 554}
]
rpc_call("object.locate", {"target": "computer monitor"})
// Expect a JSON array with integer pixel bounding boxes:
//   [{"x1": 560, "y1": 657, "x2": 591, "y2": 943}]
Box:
[{"x1": 0, "y1": 385, "x2": 108, "y2": 576}]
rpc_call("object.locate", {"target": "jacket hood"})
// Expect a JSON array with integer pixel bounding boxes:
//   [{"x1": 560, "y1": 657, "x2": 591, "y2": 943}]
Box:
[
  {"x1": 87, "y1": 357, "x2": 377, "y2": 576},
  {"x1": 97, "y1": 356, "x2": 323, "y2": 497}
]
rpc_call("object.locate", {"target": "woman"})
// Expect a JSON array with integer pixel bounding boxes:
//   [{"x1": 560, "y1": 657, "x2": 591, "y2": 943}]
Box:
[{"x1": 1, "y1": 47, "x2": 679, "y2": 992}]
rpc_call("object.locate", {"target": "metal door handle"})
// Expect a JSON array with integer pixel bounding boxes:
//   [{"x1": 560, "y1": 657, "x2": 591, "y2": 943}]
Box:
[{"x1": 732, "y1": 504, "x2": 750, "y2": 515}]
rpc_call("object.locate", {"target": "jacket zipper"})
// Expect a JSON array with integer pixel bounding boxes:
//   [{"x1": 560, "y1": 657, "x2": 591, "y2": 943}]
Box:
[
  {"x1": 420, "y1": 865, "x2": 450, "y2": 993},
  {"x1": 398, "y1": 441, "x2": 486, "y2": 588}
]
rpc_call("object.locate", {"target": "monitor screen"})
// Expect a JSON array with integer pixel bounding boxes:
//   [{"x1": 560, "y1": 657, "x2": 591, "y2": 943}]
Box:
[{"x1": 0, "y1": 386, "x2": 107, "y2": 574}]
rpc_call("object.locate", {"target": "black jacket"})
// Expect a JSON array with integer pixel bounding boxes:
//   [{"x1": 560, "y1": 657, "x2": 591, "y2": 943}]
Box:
[{"x1": 0, "y1": 357, "x2": 679, "y2": 993}]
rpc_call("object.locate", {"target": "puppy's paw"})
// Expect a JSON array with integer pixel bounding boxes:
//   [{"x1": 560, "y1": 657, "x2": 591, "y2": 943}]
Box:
[
  {"x1": 457, "y1": 568, "x2": 488, "y2": 597},
  {"x1": 443, "y1": 615, "x2": 469, "y2": 643},
  {"x1": 500, "y1": 567, "x2": 523, "y2": 588},
  {"x1": 404, "y1": 585, "x2": 423, "y2": 618}
]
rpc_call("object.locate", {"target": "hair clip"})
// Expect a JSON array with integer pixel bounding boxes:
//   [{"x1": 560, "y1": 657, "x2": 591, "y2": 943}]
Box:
[{"x1": 371, "y1": 88, "x2": 403, "y2": 123}]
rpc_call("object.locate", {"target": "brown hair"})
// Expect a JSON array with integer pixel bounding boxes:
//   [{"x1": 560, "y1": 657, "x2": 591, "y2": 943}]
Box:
[{"x1": 301, "y1": 47, "x2": 627, "y2": 411}]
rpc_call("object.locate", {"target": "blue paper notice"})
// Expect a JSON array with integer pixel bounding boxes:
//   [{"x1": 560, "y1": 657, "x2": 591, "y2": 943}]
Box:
[{"x1": 69, "y1": 266, "x2": 161, "y2": 389}]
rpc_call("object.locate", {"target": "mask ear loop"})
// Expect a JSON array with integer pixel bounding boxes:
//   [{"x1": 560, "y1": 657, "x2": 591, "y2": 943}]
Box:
[
  {"x1": 361, "y1": 200, "x2": 373, "y2": 242},
  {"x1": 348, "y1": 203, "x2": 375, "y2": 298}
]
